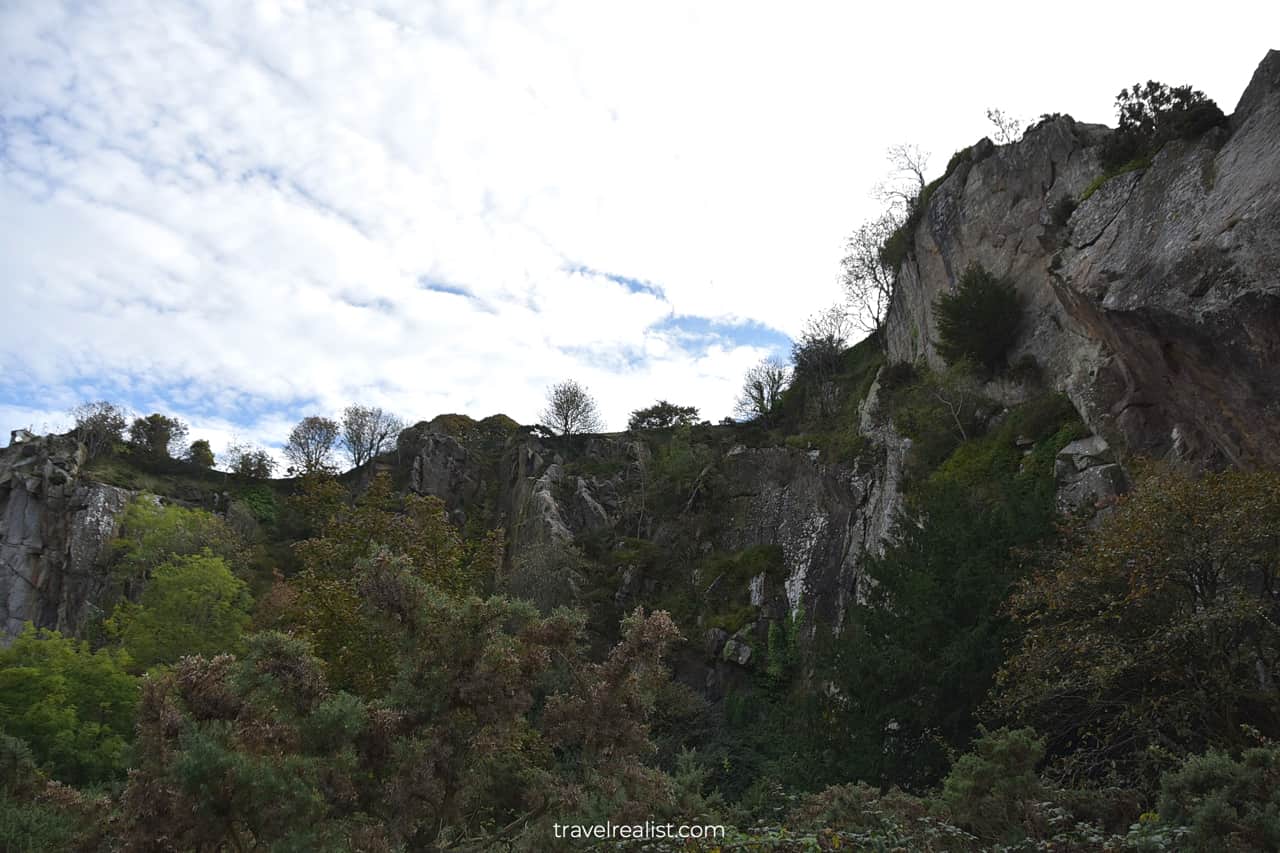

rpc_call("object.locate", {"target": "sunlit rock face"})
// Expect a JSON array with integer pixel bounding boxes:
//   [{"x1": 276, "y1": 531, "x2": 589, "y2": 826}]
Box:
[
  {"x1": 0, "y1": 431, "x2": 130, "y2": 642},
  {"x1": 885, "y1": 50, "x2": 1280, "y2": 468}
]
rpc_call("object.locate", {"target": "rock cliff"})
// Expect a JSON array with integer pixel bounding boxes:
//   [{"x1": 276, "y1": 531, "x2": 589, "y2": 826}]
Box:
[
  {"x1": 884, "y1": 50, "x2": 1280, "y2": 467},
  {"x1": 5, "y1": 53, "x2": 1277, "y2": 657},
  {"x1": 0, "y1": 431, "x2": 130, "y2": 641}
]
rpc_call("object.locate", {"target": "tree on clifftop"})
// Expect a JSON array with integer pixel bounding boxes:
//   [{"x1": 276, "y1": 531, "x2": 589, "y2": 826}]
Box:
[
  {"x1": 340, "y1": 404, "x2": 404, "y2": 468},
  {"x1": 540, "y1": 379, "x2": 604, "y2": 435},
  {"x1": 127, "y1": 413, "x2": 188, "y2": 462},
  {"x1": 284, "y1": 415, "x2": 339, "y2": 474}
]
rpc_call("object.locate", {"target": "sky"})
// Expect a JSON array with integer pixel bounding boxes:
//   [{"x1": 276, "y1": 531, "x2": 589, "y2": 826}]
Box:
[{"x1": 2, "y1": 0, "x2": 1276, "y2": 465}]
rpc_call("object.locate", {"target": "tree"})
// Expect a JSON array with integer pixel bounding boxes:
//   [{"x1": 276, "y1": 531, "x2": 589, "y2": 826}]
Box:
[
  {"x1": 289, "y1": 473, "x2": 500, "y2": 695},
  {"x1": 841, "y1": 212, "x2": 900, "y2": 336},
  {"x1": 186, "y1": 438, "x2": 215, "y2": 468},
  {"x1": 127, "y1": 413, "x2": 188, "y2": 462},
  {"x1": 110, "y1": 495, "x2": 247, "y2": 585},
  {"x1": 339, "y1": 404, "x2": 404, "y2": 468},
  {"x1": 935, "y1": 264, "x2": 1022, "y2": 371},
  {"x1": 991, "y1": 467, "x2": 1280, "y2": 793},
  {"x1": 0, "y1": 626, "x2": 138, "y2": 785},
  {"x1": 69, "y1": 401, "x2": 127, "y2": 461},
  {"x1": 106, "y1": 553, "x2": 252, "y2": 670},
  {"x1": 985, "y1": 108, "x2": 1024, "y2": 145},
  {"x1": 875, "y1": 143, "x2": 929, "y2": 218},
  {"x1": 791, "y1": 305, "x2": 852, "y2": 417},
  {"x1": 225, "y1": 440, "x2": 277, "y2": 478},
  {"x1": 628, "y1": 401, "x2": 700, "y2": 430},
  {"x1": 284, "y1": 415, "x2": 339, "y2": 474},
  {"x1": 734, "y1": 357, "x2": 790, "y2": 421},
  {"x1": 540, "y1": 379, "x2": 604, "y2": 435}
]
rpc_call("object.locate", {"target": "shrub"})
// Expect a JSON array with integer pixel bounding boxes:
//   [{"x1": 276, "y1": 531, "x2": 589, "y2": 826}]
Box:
[
  {"x1": 940, "y1": 727, "x2": 1045, "y2": 842},
  {"x1": 0, "y1": 627, "x2": 138, "y2": 785},
  {"x1": 106, "y1": 552, "x2": 253, "y2": 670},
  {"x1": 1156, "y1": 741, "x2": 1280, "y2": 852},
  {"x1": 1099, "y1": 81, "x2": 1225, "y2": 171},
  {"x1": 628, "y1": 401, "x2": 699, "y2": 431},
  {"x1": 934, "y1": 264, "x2": 1022, "y2": 371}
]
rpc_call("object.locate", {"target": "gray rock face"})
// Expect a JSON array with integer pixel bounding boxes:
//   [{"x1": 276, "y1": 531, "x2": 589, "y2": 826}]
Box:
[
  {"x1": 1055, "y1": 435, "x2": 1128, "y2": 513},
  {"x1": 1, "y1": 433, "x2": 131, "y2": 642},
  {"x1": 884, "y1": 51, "x2": 1280, "y2": 468},
  {"x1": 396, "y1": 414, "x2": 906, "y2": 629}
]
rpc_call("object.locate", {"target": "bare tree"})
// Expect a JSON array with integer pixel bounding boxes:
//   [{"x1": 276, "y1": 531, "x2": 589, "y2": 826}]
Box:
[
  {"x1": 70, "y1": 400, "x2": 128, "y2": 460},
  {"x1": 340, "y1": 404, "x2": 405, "y2": 468},
  {"x1": 986, "y1": 107, "x2": 1024, "y2": 145},
  {"x1": 283, "y1": 415, "x2": 339, "y2": 473},
  {"x1": 734, "y1": 357, "x2": 791, "y2": 421},
  {"x1": 540, "y1": 380, "x2": 605, "y2": 435},
  {"x1": 874, "y1": 143, "x2": 930, "y2": 216},
  {"x1": 841, "y1": 211, "x2": 901, "y2": 336}
]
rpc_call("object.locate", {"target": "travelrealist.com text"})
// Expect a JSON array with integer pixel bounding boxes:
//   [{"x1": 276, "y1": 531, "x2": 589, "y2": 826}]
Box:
[{"x1": 552, "y1": 821, "x2": 726, "y2": 841}]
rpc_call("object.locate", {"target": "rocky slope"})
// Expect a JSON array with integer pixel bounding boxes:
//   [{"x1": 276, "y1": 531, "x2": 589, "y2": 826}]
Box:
[{"x1": 885, "y1": 50, "x2": 1280, "y2": 467}]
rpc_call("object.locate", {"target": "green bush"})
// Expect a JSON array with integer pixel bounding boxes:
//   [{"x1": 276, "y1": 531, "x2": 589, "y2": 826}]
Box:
[
  {"x1": 1099, "y1": 81, "x2": 1226, "y2": 171},
  {"x1": 0, "y1": 627, "x2": 139, "y2": 785},
  {"x1": 1156, "y1": 741, "x2": 1280, "y2": 851},
  {"x1": 106, "y1": 552, "x2": 253, "y2": 670},
  {"x1": 0, "y1": 797, "x2": 82, "y2": 853},
  {"x1": 940, "y1": 727, "x2": 1045, "y2": 842},
  {"x1": 935, "y1": 264, "x2": 1022, "y2": 371}
]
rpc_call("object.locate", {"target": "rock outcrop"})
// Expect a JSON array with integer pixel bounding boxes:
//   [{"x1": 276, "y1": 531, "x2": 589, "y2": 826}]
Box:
[
  {"x1": 884, "y1": 50, "x2": 1280, "y2": 468},
  {"x1": 1, "y1": 431, "x2": 130, "y2": 641}
]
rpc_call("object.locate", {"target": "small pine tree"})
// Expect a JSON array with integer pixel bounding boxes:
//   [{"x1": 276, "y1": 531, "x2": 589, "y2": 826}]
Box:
[{"x1": 934, "y1": 265, "x2": 1022, "y2": 371}]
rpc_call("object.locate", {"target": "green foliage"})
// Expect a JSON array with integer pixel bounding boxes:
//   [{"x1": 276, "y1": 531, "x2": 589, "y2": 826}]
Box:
[
  {"x1": 773, "y1": 331, "x2": 884, "y2": 436},
  {"x1": 287, "y1": 473, "x2": 501, "y2": 694},
  {"x1": 0, "y1": 796, "x2": 83, "y2": 853},
  {"x1": 118, "y1": 553, "x2": 684, "y2": 850},
  {"x1": 935, "y1": 264, "x2": 1022, "y2": 371},
  {"x1": 185, "y1": 438, "x2": 215, "y2": 468},
  {"x1": 884, "y1": 363, "x2": 990, "y2": 478},
  {"x1": 821, "y1": 394, "x2": 1080, "y2": 789},
  {"x1": 1100, "y1": 80, "x2": 1226, "y2": 171},
  {"x1": 649, "y1": 425, "x2": 720, "y2": 515},
  {"x1": 940, "y1": 727, "x2": 1045, "y2": 842},
  {"x1": 110, "y1": 495, "x2": 246, "y2": 584},
  {"x1": 235, "y1": 483, "x2": 278, "y2": 525},
  {"x1": 1080, "y1": 155, "x2": 1151, "y2": 201},
  {"x1": 628, "y1": 400, "x2": 700, "y2": 430},
  {"x1": 0, "y1": 627, "x2": 138, "y2": 785},
  {"x1": 106, "y1": 552, "x2": 252, "y2": 670},
  {"x1": 993, "y1": 467, "x2": 1280, "y2": 793},
  {"x1": 225, "y1": 441, "x2": 277, "y2": 478},
  {"x1": 1156, "y1": 738, "x2": 1280, "y2": 851},
  {"x1": 70, "y1": 400, "x2": 127, "y2": 461},
  {"x1": 127, "y1": 412, "x2": 188, "y2": 462}
]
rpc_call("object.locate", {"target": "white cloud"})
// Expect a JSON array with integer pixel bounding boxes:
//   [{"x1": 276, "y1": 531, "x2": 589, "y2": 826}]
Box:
[{"x1": 1, "y1": 0, "x2": 1276, "y2": 448}]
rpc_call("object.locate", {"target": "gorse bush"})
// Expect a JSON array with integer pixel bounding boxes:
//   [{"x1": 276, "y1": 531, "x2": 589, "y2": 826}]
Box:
[{"x1": 934, "y1": 264, "x2": 1022, "y2": 371}]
